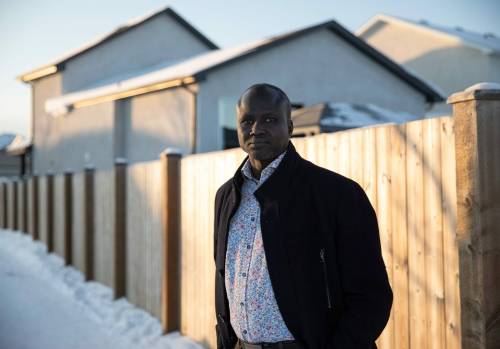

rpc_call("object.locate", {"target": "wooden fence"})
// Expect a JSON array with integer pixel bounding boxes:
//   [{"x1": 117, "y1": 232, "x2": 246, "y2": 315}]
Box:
[
  {"x1": 179, "y1": 117, "x2": 460, "y2": 349},
  {"x1": 0, "y1": 88, "x2": 499, "y2": 349}
]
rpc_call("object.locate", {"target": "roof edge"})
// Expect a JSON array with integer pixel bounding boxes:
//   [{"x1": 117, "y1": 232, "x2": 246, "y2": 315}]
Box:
[
  {"x1": 357, "y1": 13, "x2": 497, "y2": 54},
  {"x1": 18, "y1": 6, "x2": 218, "y2": 83}
]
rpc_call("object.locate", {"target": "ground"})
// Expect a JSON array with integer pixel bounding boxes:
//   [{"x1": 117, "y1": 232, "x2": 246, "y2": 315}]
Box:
[{"x1": 0, "y1": 229, "x2": 203, "y2": 349}]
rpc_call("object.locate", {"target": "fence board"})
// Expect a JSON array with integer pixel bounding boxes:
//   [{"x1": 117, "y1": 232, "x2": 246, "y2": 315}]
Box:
[
  {"x1": 0, "y1": 182, "x2": 5, "y2": 228},
  {"x1": 7, "y1": 181, "x2": 15, "y2": 230},
  {"x1": 94, "y1": 169, "x2": 115, "y2": 289},
  {"x1": 376, "y1": 125, "x2": 393, "y2": 349},
  {"x1": 54, "y1": 174, "x2": 66, "y2": 258},
  {"x1": 38, "y1": 176, "x2": 48, "y2": 245},
  {"x1": 126, "y1": 161, "x2": 163, "y2": 318},
  {"x1": 72, "y1": 172, "x2": 86, "y2": 273},
  {"x1": 390, "y1": 124, "x2": 410, "y2": 349},
  {"x1": 440, "y1": 117, "x2": 461, "y2": 349},
  {"x1": 27, "y1": 178, "x2": 35, "y2": 238},
  {"x1": 406, "y1": 119, "x2": 427, "y2": 349},
  {"x1": 16, "y1": 180, "x2": 25, "y2": 232},
  {"x1": 424, "y1": 118, "x2": 446, "y2": 349}
]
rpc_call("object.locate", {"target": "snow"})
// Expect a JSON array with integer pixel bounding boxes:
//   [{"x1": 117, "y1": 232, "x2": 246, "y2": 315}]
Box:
[
  {"x1": 0, "y1": 229, "x2": 203, "y2": 349},
  {"x1": 45, "y1": 37, "x2": 272, "y2": 116},
  {"x1": 320, "y1": 102, "x2": 417, "y2": 128},
  {"x1": 0, "y1": 133, "x2": 30, "y2": 152},
  {"x1": 465, "y1": 82, "x2": 500, "y2": 91}
]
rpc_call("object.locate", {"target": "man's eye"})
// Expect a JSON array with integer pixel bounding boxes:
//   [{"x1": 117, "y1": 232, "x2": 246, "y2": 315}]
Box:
[
  {"x1": 265, "y1": 117, "x2": 276, "y2": 123},
  {"x1": 241, "y1": 120, "x2": 253, "y2": 126}
]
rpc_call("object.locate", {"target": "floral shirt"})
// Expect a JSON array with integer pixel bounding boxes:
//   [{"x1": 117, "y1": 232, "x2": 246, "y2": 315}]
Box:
[{"x1": 225, "y1": 151, "x2": 295, "y2": 343}]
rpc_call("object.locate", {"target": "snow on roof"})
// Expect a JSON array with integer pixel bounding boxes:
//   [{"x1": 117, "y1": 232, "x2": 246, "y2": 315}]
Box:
[
  {"x1": 323, "y1": 102, "x2": 417, "y2": 128},
  {"x1": 19, "y1": 6, "x2": 217, "y2": 81},
  {"x1": 293, "y1": 102, "x2": 417, "y2": 129},
  {"x1": 465, "y1": 82, "x2": 500, "y2": 91},
  {"x1": 357, "y1": 14, "x2": 500, "y2": 54},
  {"x1": 45, "y1": 37, "x2": 274, "y2": 116},
  {"x1": 5, "y1": 135, "x2": 31, "y2": 154}
]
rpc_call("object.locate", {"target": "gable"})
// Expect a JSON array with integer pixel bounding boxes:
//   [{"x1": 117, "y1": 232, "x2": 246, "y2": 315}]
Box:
[
  {"x1": 359, "y1": 19, "x2": 463, "y2": 64},
  {"x1": 19, "y1": 7, "x2": 217, "y2": 85},
  {"x1": 61, "y1": 12, "x2": 214, "y2": 93}
]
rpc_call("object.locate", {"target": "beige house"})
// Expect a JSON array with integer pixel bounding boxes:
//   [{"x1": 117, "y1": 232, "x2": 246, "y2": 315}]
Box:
[
  {"x1": 20, "y1": 8, "x2": 442, "y2": 175},
  {"x1": 357, "y1": 14, "x2": 500, "y2": 114}
]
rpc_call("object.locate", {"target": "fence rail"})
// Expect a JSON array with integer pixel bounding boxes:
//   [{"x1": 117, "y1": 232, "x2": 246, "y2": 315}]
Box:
[{"x1": 1, "y1": 88, "x2": 499, "y2": 349}]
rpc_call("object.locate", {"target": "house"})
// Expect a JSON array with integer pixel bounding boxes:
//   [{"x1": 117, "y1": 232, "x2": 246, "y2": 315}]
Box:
[
  {"x1": 291, "y1": 102, "x2": 417, "y2": 137},
  {"x1": 357, "y1": 14, "x2": 500, "y2": 114},
  {"x1": 0, "y1": 133, "x2": 32, "y2": 177},
  {"x1": 20, "y1": 7, "x2": 443, "y2": 174},
  {"x1": 19, "y1": 6, "x2": 218, "y2": 175}
]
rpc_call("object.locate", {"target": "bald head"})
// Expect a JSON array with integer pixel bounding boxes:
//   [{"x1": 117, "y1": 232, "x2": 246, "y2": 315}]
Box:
[
  {"x1": 236, "y1": 83, "x2": 293, "y2": 173},
  {"x1": 237, "y1": 83, "x2": 291, "y2": 121}
]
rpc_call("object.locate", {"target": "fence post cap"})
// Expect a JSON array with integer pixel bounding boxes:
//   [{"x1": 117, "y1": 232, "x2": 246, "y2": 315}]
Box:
[
  {"x1": 84, "y1": 164, "x2": 95, "y2": 170},
  {"x1": 448, "y1": 82, "x2": 500, "y2": 104},
  {"x1": 160, "y1": 148, "x2": 182, "y2": 157},
  {"x1": 114, "y1": 157, "x2": 128, "y2": 165}
]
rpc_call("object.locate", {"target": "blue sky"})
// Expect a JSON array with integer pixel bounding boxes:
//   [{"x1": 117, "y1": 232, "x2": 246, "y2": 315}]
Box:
[{"x1": 1, "y1": 0, "x2": 499, "y2": 138}]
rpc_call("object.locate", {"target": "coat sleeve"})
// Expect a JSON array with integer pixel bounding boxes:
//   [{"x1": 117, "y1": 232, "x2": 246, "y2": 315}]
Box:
[
  {"x1": 214, "y1": 188, "x2": 223, "y2": 262},
  {"x1": 328, "y1": 180, "x2": 393, "y2": 349}
]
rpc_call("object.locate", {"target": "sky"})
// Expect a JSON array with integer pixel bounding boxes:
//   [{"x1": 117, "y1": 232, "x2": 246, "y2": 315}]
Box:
[{"x1": 1, "y1": 0, "x2": 499, "y2": 139}]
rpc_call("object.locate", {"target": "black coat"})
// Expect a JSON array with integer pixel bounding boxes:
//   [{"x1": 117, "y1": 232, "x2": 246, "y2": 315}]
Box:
[{"x1": 214, "y1": 142, "x2": 392, "y2": 349}]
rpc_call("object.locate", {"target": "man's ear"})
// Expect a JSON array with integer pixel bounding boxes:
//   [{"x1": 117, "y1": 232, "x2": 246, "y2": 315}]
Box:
[{"x1": 288, "y1": 119, "x2": 294, "y2": 136}]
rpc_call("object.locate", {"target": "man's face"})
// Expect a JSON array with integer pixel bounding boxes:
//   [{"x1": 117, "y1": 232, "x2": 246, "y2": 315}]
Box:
[{"x1": 237, "y1": 92, "x2": 292, "y2": 163}]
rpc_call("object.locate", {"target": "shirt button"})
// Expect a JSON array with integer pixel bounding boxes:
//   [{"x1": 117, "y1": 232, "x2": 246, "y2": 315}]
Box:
[
  {"x1": 242, "y1": 273, "x2": 247, "y2": 277},
  {"x1": 251, "y1": 217, "x2": 255, "y2": 222},
  {"x1": 246, "y1": 244, "x2": 251, "y2": 249},
  {"x1": 240, "y1": 302, "x2": 244, "y2": 306},
  {"x1": 243, "y1": 330, "x2": 247, "y2": 335}
]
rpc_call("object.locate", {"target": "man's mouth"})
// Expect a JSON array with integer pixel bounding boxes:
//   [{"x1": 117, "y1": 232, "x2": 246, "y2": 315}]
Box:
[{"x1": 249, "y1": 140, "x2": 269, "y2": 145}]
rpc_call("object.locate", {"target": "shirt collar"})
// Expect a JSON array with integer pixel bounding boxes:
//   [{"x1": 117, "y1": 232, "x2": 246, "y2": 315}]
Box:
[{"x1": 241, "y1": 150, "x2": 287, "y2": 184}]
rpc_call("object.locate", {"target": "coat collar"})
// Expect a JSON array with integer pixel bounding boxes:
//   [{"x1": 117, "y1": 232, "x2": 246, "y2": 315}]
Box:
[{"x1": 231, "y1": 141, "x2": 301, "y2": 202}]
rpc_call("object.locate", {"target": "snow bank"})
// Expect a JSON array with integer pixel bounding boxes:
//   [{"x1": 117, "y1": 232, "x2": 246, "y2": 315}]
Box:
[{"x1": 0, "y1": 229, "x2": 203, "y2": 349}]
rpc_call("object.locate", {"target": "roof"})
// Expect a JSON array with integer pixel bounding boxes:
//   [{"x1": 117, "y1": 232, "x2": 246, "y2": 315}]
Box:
[
  {"x1": 45, "y1": 19, "x2": 444, "y2": 116},
  {"x1": 357, "y1": 14, "x2": 500, "y2": 55},
  {"x1": 0, "y1": 133, "x2": 31, "y2": 155},
  {"x1": 19, "y1": 6, "x2": 218, "y2": 82},
  {"x1": 292, "y1": 102, "x2": 418, "y2": 129}
]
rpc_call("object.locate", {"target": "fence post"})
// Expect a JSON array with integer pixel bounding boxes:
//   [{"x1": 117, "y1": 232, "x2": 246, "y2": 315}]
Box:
[
  {"x1": 13, "y1": 177, "x2": 18, "y2": 231},
  {"x1": 84, "y1": 165, "x2": 95, "y2": 281},
  {"x1": 448, "y1": 83, "x2": 500, "y2": 349},
  {"x1": 114, "y1": 158, "x2": 127, "y2": 298},
  {"x1": 32, "y1": 175, "x2": 39, "y2": 240},
  {"x1": 47, "y1": 172, "x2": 54, "y2": 252},
  {"x1": 0, "y1": 181, "x2": 5, "y2": 229},
  {"x1": 23, "y1": 176, "x2": 28, "y2": 234},
  {"x1": 160, "y1": 148, "x2": 181, "y2": 332},
  {"x1": 7, "y1": 180, "x2": 14, "y2": 230},
  {"x1": 64, "y1": 170, "x2": 73, "y2": 265}
]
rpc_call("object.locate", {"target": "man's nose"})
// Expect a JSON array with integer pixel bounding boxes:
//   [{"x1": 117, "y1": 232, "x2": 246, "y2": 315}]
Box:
[{"x1": 250, "y1": 121, "x2": 266, "y2": 136}]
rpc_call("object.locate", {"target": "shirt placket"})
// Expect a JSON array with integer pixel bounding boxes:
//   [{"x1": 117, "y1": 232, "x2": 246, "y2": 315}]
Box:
[{"x1": 239, "y1": 180, "x2": 258, "y2": 340}]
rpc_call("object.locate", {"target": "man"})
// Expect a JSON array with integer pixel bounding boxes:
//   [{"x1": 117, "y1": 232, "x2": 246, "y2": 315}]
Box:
[{"x1": 214, "y1": 84, "x2": 392, "y2": 349}]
